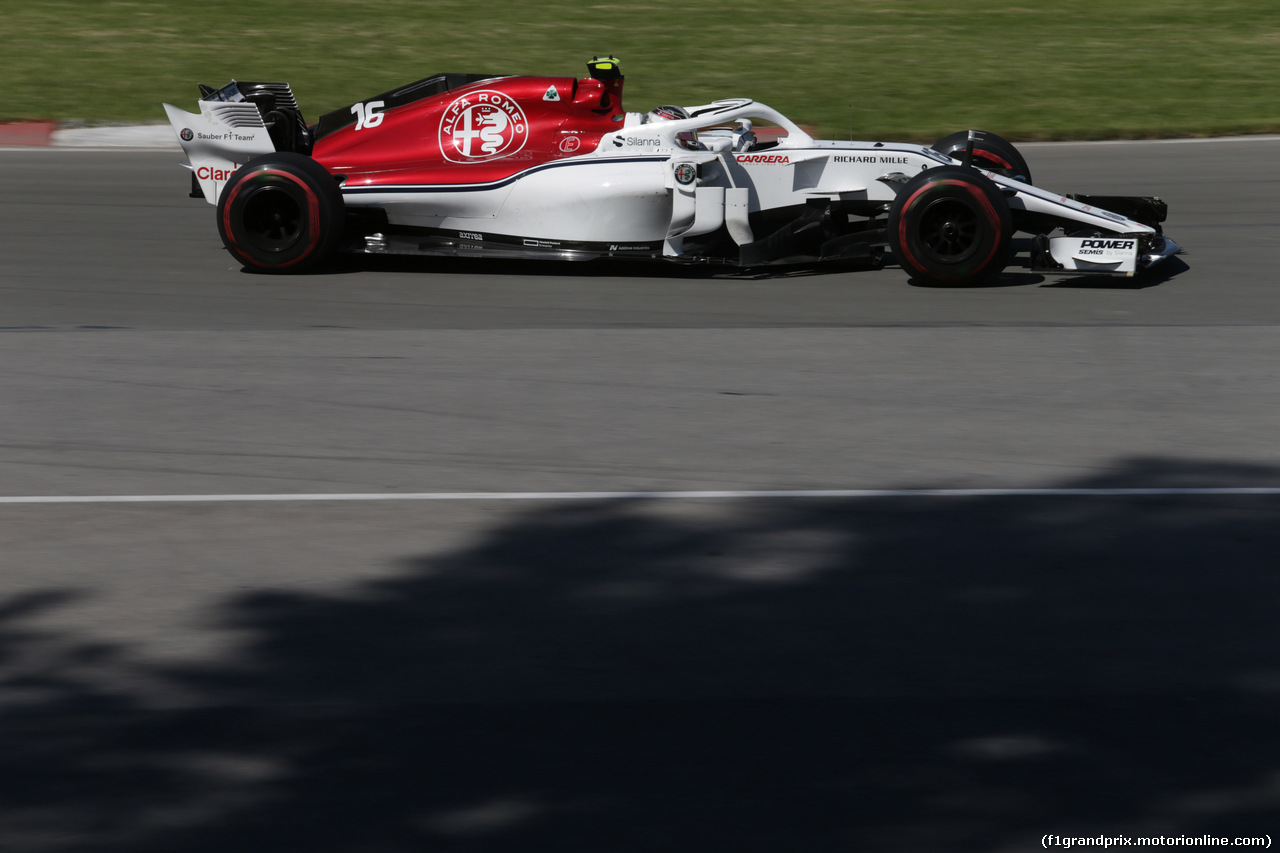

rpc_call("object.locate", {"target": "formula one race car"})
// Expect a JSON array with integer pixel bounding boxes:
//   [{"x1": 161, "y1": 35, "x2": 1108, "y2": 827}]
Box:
[{"x1": 162, "y1": 57, "x2": 1180, "y2": 285}]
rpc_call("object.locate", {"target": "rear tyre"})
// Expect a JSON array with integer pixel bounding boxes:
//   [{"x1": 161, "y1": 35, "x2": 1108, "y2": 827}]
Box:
[
  {"x1": 931, "y1": 130, "x2": 1031, "y2": 184},
  {"x1": 887, "y1": 166, "x2": 1012, "y2": 286},
  {"x1": 216, "y1": 152, "x2": 344, "y2": 273}
]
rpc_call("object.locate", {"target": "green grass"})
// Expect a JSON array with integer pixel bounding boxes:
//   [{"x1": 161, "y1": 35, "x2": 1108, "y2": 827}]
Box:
[{"x1": 4, "y1": 0, "x2": 1280, "y2": 141}]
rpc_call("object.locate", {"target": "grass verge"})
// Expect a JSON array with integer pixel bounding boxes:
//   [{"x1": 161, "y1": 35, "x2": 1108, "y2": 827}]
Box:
[{"x1": 4, "y1": 0, "x2": 1280, "y2": 141}]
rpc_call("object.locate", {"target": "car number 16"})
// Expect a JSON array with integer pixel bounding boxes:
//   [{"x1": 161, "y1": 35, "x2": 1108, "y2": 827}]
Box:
[{"x1": 351, "y1": 100, "x2": 386, "y2": 131}]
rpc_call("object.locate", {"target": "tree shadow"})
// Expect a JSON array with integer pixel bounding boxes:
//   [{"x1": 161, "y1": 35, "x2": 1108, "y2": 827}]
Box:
[{"x1": 3, "y1": 457, "x2": 1279, "y2": 851}]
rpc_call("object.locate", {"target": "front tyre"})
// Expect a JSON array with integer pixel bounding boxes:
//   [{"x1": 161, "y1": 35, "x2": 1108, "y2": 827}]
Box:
[
  {"x1": 216, "y1": 152, "x2": 344, "y2": 273},
  {"x1": 887, "y1": 166, "x2": 1012, "y2": 286}
]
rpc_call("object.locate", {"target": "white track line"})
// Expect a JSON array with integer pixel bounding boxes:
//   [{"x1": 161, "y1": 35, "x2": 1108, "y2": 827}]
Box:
[{"x1": 1, "y1": 488, "x2": 1279, "y2": 505}]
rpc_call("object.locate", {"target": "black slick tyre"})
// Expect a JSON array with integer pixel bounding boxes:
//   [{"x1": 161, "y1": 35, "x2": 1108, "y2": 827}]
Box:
[
  {"x1": 216, "y1": 152, "x2": 344, "y2": 273},
  {"x1": 887, "y1": 165, "x2": 1012, "y2": 286},
  {"x1": 931, "y1": 130, "x2": 1032, "y2": 184}
]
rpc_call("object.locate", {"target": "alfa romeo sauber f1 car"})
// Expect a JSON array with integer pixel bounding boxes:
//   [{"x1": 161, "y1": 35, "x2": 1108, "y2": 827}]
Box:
[{"x1": 162, "y1": 57, "x2": 1180, "y2": 285}]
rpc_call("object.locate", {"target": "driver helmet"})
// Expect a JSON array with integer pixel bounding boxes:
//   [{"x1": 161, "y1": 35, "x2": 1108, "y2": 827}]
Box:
[
  {"x1": 646, "y1": 104, "x2": 697, "y2": 148},
  {"x1": 648, "y1": 104, "x2": 689, "y2": 122}
]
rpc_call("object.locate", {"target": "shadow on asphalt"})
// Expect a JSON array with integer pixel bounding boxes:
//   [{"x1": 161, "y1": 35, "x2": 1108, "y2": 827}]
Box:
[
  {"x1": 2, "y1": 458, "x2": 1278, "y2": 851},
  {"x1": 247, "y1": 253, "x2": 873, "y2": 282},
  {"x1": 233, "y1": 239, "x2": 1190, "y2": 291}
]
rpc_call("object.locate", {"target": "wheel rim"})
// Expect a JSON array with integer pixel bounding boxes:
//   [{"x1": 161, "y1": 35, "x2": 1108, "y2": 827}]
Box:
[
  {"x1": 240, "y1": 185, "x2": 305, "y2": 253},
  {"x1": 917, "y1": 198, "x2": 981, "y2": 263}
]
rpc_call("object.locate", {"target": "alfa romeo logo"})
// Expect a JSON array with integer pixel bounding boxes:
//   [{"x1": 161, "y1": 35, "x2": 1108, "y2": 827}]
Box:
[{"x1": 439, "y1": 91, "x2": 529, "y2": 163}]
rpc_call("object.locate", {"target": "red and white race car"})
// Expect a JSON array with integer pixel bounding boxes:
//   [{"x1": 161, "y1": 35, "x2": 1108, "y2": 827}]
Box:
[{"x1": 163, "y1": 56, "x2": 1179, "y2": 285}]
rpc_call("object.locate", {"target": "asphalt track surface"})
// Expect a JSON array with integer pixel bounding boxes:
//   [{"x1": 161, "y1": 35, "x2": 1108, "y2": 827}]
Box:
[{"x1": 2, "y1": 141, "x2": 1279, "y2": 850}]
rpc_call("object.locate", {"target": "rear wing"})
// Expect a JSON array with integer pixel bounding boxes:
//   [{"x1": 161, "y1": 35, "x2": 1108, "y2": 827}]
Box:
[{"x1": 162, "y1": 81, "x2": 307, "y2": 203}]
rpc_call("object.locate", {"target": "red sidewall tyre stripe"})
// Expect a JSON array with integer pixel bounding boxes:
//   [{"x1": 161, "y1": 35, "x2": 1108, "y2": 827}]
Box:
[{"x1": 974, "y1": 151, "x2": 1014, "y2": 171}]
